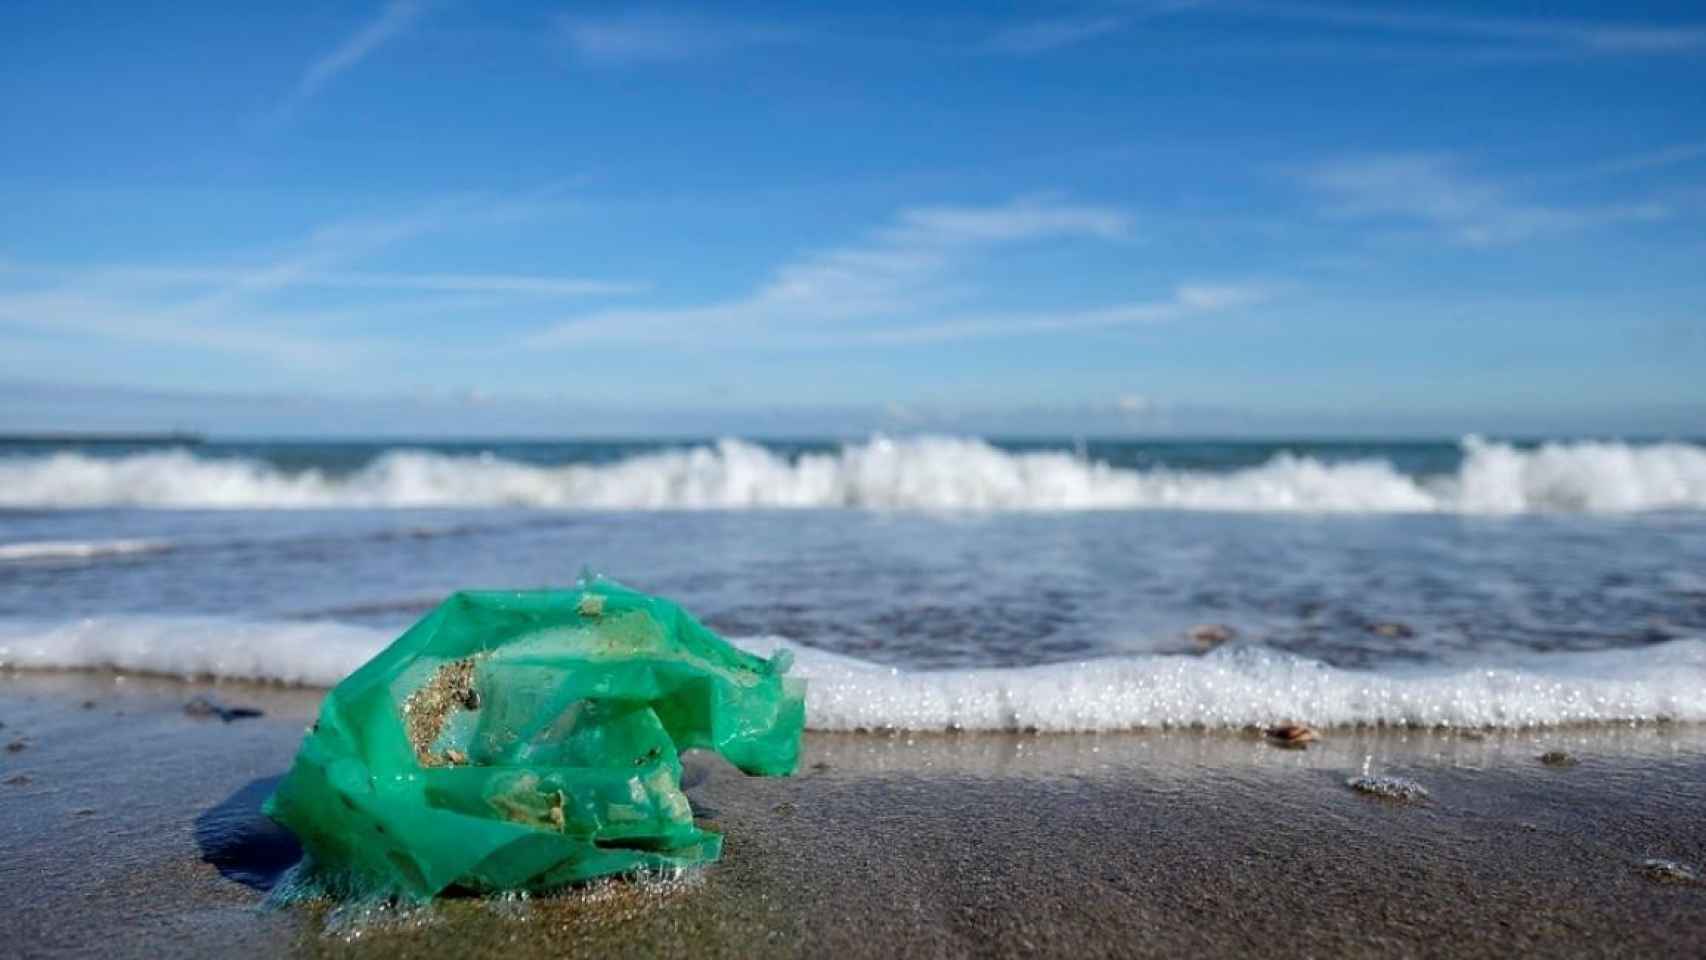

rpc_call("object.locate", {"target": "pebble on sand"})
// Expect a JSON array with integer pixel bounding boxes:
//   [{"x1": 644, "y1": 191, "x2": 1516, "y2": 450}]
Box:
[
  {"x1": 1369, "y1": 621, "x2": 1416, "y2": 639},
  {"x1": 1188, "y1": 623, "x2": 1237, "y2": 650},
  {"x1": 1265, "y1": 724, "x2": 1319, "y2": 748},
  {"x1": 183, "y1": 694, "x2": 264, "y2": 723},
  {"x1": 5, "y1": 738, "x2": 26, "y2": 753},
  {"x1": 1539, "y1": 750, "x2": 1579, "y2": 767}
]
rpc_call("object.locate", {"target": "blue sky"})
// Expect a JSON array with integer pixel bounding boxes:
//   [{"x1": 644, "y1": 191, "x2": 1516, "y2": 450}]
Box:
[{"x1": 1, "y1": 1, "x2": 1703, "y2": 437}]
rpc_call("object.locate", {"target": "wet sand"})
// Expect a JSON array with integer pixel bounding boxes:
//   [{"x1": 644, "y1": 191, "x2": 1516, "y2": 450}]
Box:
[{"x1": 3, "y1": 670, "x2": 1704, "y2": 958}]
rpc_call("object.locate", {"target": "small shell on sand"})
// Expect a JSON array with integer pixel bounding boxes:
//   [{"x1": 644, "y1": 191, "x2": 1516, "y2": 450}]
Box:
[
  {"x1": 1346, "y1": 774, "x2": 1430, "y2": 803},
  {"x1": 1638, "y1": 859, "x2": 1701, "y2": 885},
  {"x1": 1187, "y1": 624, "x2": 1236, "y2": 650},
  {"x1": 1265, "y1": 724, "x2": 1318, "y2": 748}
]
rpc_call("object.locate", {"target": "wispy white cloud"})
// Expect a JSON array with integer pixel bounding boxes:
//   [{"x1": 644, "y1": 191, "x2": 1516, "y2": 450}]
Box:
[
  {"x1": 0, "y1": 208, "x2": 443, "y2": 369},
  {"x1": 532, "y1": 198, "x2": 1129, "y2": 345},
  {"x1": 1227, "y1": 1, "x2": 1706, "y2": 56},
  {"x1": 985, "y1": 16, "x2": 1134, "y2": 55},
  {"x1": 983, "y1": 2, "x2": 1213, "y2": 55},
  {"x1": 557, "y1": 12, "x2": 801, "y2": 66},
  {"x1": 843, "y1": 284, "x2": 1268, "y2": 346},
  {"x1": 1304, "y1": 154, "x2": 1672, "y2": 247},
  {"x1": 1556, "y1": 142, "x2": 1706, "y2": 182},
  {"x1": 26, "y1": 264, "x2": 638, "y2": 298},
  {"x1": 986, "y1": 2, "x2": 1706, "y2": 58},
  {"x1": 0, "y1": 196, "x2": 637, "y2": 370},
  {"x1": 528, "y1": 198, "x2": 1262, "y2": 348},
  {"x1": 0, "y1": 289, "x2": 353, "y2": 369},
  {"x1": 272, "y1": 1, "x2": 426, "y2": 120},
  {"x1": 896, "y1": 202, "x2": 1130, "y2": 242}
]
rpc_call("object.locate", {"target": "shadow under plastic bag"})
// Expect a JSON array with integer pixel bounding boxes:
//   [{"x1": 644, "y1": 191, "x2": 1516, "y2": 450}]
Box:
[{"x1": 194, "y1": 775, "x2": 302, "y2": 891}]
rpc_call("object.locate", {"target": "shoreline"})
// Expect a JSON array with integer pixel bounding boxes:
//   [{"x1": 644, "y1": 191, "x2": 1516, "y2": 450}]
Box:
[{"x1": 4, "y1": 670, "x2": 1705, "y2": 957}]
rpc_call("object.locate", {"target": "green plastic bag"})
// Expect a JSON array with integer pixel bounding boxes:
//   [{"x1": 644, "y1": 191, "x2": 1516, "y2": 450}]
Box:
[{"x1": 263, "y1": 579, "x2": 805, "y2": 899}]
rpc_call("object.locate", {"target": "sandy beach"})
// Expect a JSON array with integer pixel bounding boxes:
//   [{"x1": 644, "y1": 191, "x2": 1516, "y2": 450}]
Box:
[
  {"x1": 3, "y1": 669, "x2": 1703, "y2": 958},
  {"x1": 9, "y1": 0, "x2": 1706, "y2": 952}
]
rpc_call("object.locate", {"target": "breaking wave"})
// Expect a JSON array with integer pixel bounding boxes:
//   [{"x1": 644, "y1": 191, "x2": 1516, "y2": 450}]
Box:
[
  {"x1": 0, "y1": 538, "x2": 171, "y2": 562},
  {"x1": 3, "y1": 616, "x2": 1704, "y2": 731},
  {"x1": 1, "y1": 435, "x2": 1704, "y2": 513}
]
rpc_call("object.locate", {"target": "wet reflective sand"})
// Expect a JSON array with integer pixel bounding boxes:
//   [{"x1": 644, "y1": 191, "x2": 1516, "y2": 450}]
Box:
[{"x1": 3, "y1": 671, "x2": 1704, "y2": 958}]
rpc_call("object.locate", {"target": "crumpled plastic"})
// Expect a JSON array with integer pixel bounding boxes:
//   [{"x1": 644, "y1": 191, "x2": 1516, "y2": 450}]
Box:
[{"x1": 263, "y1": 578, "x2": 804, "y2": 899}]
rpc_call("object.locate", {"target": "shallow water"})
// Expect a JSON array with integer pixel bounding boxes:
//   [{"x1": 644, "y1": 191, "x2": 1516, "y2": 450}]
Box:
[{"x1": 3, "y1": 436, "x2": 1705, "y2": 729}]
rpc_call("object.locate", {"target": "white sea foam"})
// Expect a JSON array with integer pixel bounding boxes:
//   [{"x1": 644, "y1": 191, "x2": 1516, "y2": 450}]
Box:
[
  {"x1": 0, "y1": 538, "x2": 170, "y2": 561},
  {"x1": 1, "y1": 436, "x2": 1703, "y2": 513},
  {"x1": 4, "y1": 616, "x2": 1703, "y2": 731},
  {"x1": 1447, "y1": 435, "x2": 1706, "y2": 512},
  {"x1": 0, "y1": 617, "x2": 384, "y2": 688}
]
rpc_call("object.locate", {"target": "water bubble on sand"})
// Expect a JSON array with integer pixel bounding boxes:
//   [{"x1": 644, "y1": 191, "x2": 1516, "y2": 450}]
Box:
[
  {"x1": 483, "y1": 890, "x2": 534, "y2": 921},
  {"x1": 319, "y1": 897, "x2": 445, "y2": 942},
  {"x1": 1345, "y1": 774, "x2": 1430, "y2": 802}
]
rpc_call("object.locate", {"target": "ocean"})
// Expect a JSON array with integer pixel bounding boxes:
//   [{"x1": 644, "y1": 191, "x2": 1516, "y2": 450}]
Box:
[{"x1": 3, "y1": 434, "x2": 1706, "y2": 731}]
